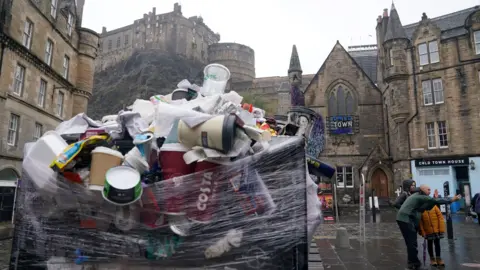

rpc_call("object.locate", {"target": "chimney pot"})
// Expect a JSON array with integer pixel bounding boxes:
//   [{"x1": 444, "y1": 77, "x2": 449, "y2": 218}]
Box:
[
  {"x1": 383, "y1": 8, "x2": 388, "y2": 17},
  {"x1": 377, "y1": 15, "x2": 382, "y2": 23}
]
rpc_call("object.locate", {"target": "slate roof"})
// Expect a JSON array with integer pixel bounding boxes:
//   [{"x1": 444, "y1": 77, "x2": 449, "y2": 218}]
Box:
[
  {"x1": 404, "y1": 6, "x2": 479, "y2": 40},
  {"x1": 349, "y1": 49, "x2": 378, "y2": 84}
]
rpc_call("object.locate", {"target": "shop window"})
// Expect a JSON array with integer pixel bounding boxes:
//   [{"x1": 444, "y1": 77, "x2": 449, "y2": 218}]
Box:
[
  {"x1": 336, "y1": 166, "x2": 353, "y2": 188},
  {"x1": 426, "y1": 121, "x2": 448, "y2": 149},
  {"x1": 418, "y1": 168, "x2": 450, "y2": 176}
]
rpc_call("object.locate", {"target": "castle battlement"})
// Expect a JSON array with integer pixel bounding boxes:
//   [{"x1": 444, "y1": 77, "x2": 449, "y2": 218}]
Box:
[{"x1": 95, "y1": 3, "x2": 221, "y2": 72}]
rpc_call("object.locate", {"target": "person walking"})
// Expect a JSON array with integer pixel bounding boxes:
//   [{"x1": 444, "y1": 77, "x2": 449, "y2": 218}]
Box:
[
  {"x1": 419, "y1": 189, "x2": 445, "y2": 267},
  {"x1": 472, "y1": 192, "x2": 480, "y2": 225},
  {"x1": 397, "y1": 184, "x2": 461, "y2": 270}
]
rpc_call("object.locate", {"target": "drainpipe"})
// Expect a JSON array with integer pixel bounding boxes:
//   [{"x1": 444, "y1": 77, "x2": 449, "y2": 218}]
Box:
[
  {"x1": 384, "y1": 103, "x2": 391, "y2": 156},
  {"x1": 406, "y1": 46, "x2": 419, "y2": 160},
  {"x1": 0, "y1": 43, "x2": 5, "y2": 75}
]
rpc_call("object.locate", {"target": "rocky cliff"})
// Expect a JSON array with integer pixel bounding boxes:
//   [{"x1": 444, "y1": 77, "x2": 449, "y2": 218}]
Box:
[{"x1": 88, "y1": 50, "x2": 205, "y2": 119}]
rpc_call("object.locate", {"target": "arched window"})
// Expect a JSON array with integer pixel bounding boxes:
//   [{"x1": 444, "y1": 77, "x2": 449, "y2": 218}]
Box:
[{"x1": 328, "y1": 84, "x2": 356, "y2": 116}]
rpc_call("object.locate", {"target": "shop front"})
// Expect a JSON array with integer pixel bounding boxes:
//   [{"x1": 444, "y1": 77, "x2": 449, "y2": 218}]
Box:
[{"x1": 411, "y1": 156, "x2": 479, "y2": 209}]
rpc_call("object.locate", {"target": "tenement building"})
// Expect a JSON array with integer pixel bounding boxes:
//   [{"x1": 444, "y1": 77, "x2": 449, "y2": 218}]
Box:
[
  {"x1": 300, "y1": 4, "x2": 480, "y2": 203},
  {"x1": 377, "y1": 4, "x2": 480, "y2": 200},
  {"x1": 0, "y1": 0, "x2": 99, "y2": 221}
]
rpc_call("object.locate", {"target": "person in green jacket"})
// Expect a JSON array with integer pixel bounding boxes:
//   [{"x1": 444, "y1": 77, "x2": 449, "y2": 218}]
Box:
[{"x1": 396, "y1": 184, "x2": 461, "y2": 270}]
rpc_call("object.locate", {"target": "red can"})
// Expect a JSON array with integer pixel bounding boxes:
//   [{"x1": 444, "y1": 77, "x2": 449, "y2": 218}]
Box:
[
  {"x1": 159, "y1": 143, "x2": 195, "y2": 215},
  {"x1": 186, "y1": 161, "x2": 220, "y2": 223}
]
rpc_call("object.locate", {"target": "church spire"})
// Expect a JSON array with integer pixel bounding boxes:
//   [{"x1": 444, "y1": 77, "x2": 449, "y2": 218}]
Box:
[
  {"x1": 384, "y1": 3, "x2": 408, "y2": 43},
  {"x1": 288, "y1": 45, "x2": 304, "y2": 106},
  {"x1": 288, "y1": 45, "x2": 302, "y2": 74},
  {"x1": 288, "y1": 45, "x2": 303, "y2": 88}
]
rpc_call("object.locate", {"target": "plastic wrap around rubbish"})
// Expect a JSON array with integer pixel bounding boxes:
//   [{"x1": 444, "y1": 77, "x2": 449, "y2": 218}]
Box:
[{"x1": 10, "y1": 136, "x2": 308, "y2": 270}]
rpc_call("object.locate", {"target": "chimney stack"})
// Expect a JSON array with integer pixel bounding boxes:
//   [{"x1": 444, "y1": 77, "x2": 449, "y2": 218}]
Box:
[
  {"x1": 102, "y1": 26, "x2": 107, "y2": 33},
  {"x1": 377, "y1": 15, "x2": 382, "y2": 24},
  {"x1": 383, "y1": 8, "x2": 389, "y2": 17},
  {"x1": 153, "y1": 7, "x2": 156, "y2": 14}
]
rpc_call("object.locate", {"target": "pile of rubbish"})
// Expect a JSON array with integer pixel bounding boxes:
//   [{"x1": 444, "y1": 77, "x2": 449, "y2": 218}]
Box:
[{"x1": 13, "y1": 64, "x2": 321, "y2": 269}]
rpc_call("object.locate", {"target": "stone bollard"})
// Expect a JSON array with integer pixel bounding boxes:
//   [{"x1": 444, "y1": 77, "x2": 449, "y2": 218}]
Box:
[{"x1": 335, "y1": 227, "x2": 350, "y2": 249}]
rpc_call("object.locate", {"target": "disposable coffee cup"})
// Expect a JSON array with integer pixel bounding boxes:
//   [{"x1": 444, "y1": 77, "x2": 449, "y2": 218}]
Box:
[
  {"x1": 201, "y1": 64, "x2": 230, "y2": 96},
  {"x1": 159, "y1": 143, "x2": 195, "y2": 180},
  {"x1": 159, "y1": 143, "x2": 195, "y2": 215},
  {"x1": 177, "y1": 114, "x2": 236, "y2": 154},
  {"x1": 103, "y1": 166, "x2": 143, "y2": 206},
  {"x1": 186, "y1": 161, "x2": 221, "y2": 224},
  {"x1": 123, "y1": 147, "x2": 149, "y2": 173},
  {"x1": 90, "y1": 147, "x2": 124, "y2": 186},
  {"x1": 133, "y1": 131, "x2": 154, "y2": 158}
]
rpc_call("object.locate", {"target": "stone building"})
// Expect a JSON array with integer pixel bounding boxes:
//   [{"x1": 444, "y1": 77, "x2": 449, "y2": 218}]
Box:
[
  {"x1": 0, "y1": 0, "x2": 99, "y2": 220},
  {"x1": 376, "y1": 4, "x2": 480, "y2": 199},
  {"x1": 299, "y1": 4, "x2": 480, "y2": 202},
  {"x1": 302, "y1": 41, "x2": 386, "y2": 202},
  {"x1": 96, "y1": 3, "x2": 220, "y2": 72}
]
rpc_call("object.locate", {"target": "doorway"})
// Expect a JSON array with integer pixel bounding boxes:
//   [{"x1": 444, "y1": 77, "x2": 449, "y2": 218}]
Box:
[
  {"x1": 371, "y1": 168, "x2": 389, "y2": 198},
  {"x1": 454, "y1": 166, "x2": 470, "y2": 209}
]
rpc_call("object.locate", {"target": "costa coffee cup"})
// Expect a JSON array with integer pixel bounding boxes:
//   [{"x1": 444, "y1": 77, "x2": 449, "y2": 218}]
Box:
[
  {"x1": 159, "y1": 143, "x2": 195, "y2": 215},
  {"x1": 186, "y1": 161, "x2": 220, "y2": 224},
  {"x1": 177, "y1": 114, "x2": 237, "y2": 154}
]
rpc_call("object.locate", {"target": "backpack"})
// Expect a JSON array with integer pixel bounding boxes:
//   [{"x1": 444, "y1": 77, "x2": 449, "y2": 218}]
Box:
[{"x1": 475, "y1": 194, "x2": 480, "y2": 213}]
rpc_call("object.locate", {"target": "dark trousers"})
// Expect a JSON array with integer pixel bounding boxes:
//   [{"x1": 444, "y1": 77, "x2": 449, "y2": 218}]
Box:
[
  {"x1": 397, "y1": 220, "x2": 420, "y2": 267},
  {"x1": 427, "y1": 239, "x2": 441, "y2": 258}
]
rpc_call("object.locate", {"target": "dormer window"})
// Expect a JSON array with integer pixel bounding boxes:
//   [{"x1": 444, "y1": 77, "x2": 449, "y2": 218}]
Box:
[
  {"x1": 418, "y1": 41, "x2": 439, "y2": 66},
  {"x1": 474, "y1": 31, "x2": 480, "y2": 55},
  {"x1": 67, "y1": 13, "x2": 74, "y2": 36}
]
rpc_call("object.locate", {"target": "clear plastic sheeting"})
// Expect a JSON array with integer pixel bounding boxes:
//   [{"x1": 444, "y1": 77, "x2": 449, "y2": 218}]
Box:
[{"x1": 10, "y1": 137, "x2": 308, "y2": 270}]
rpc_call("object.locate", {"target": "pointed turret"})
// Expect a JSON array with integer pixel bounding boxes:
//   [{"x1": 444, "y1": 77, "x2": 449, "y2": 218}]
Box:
[
  {"x1": 288, "y1": 45, "x2": 303, "y2": 88},
  {"x1": 384, "y1": 3, "x2": 408, "y2": 43},
  {"x1": 288, "y1": 45, "x2": 304, "y2": 106},
  {"x1": 288, "y1": 45, "x2": 302, "y2": 74}
]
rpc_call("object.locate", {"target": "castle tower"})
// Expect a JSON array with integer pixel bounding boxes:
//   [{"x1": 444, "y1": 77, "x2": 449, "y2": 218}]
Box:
[
  {"x1": 378, "y1": 3, "x2": 411, "y2": 183},
  {"x1": 288, "y1": 45, "x2": 305, "y2": 106},
  {"x1": 73, "y1": 28, "x2": 100, "y2": 115}
]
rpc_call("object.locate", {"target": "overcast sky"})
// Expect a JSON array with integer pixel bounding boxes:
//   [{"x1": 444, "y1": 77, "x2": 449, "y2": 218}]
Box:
[{"x1": 82, "y1": 0, "x2": 480, "y2": 77}]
